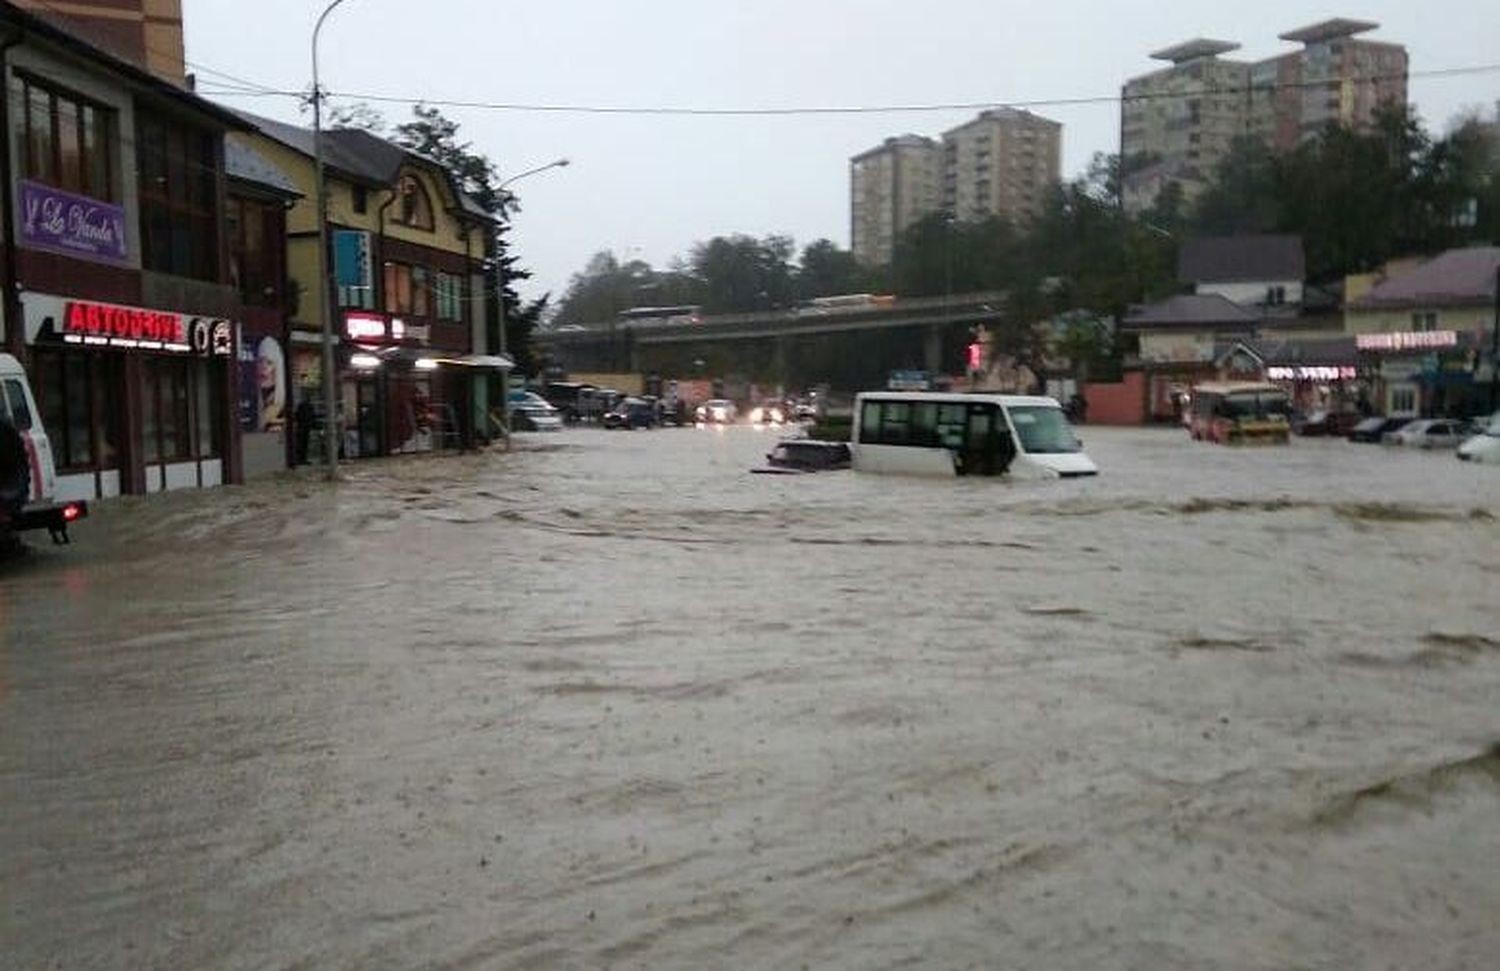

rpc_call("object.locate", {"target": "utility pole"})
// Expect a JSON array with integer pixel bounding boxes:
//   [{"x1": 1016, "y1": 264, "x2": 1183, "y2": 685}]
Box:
[
  {"x1": 1491, "y1": 263, "x2": 1499, "y2": 414},
  {"x1": 312, "y1": 0, "x2": 352, "y2": 480}
]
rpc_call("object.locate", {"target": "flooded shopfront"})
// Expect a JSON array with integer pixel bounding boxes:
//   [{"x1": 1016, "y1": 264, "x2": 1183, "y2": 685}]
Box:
[{"x1": 20, "y1": 291, "x2": 234, "y2": 501}]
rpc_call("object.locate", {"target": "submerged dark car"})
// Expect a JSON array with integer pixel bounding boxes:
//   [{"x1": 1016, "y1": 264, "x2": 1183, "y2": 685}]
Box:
[
  {"x1": 602, "y1": 397, "x2": 658, "y2": 430},
  {"x1": 752, "y1": 439, "x2": 852, "y2": 475},
  {"x1": 1295, "y1": 409, "x2": 1362, "y2": 437},
  {"x1": 1347, "y1": 416, "x2": 1411, "y2": 443}
]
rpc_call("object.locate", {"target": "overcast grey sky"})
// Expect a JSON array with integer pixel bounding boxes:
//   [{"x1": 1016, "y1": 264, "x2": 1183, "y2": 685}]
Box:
[{"x1": 186, "y1": 1, "x2": 1500, "y2": 303}]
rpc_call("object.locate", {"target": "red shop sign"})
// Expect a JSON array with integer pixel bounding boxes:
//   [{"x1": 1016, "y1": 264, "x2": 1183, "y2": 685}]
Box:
[{"x1": 57, "y1": 299, "x2": 231, "y2": 357}]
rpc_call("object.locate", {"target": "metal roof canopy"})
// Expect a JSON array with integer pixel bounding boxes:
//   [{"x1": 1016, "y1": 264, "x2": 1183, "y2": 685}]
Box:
[
  {"x1": 1279, "y1": 19, "x2": 1379, "y2": 45},
  {"x1": 1149, "y1": 39, "x2": 1242, "y2": 64}
]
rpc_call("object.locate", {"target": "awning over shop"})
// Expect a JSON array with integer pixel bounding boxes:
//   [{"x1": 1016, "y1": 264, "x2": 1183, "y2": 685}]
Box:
[{"x1": 440, "y1": 354, "x2": 515, "y2": 370}]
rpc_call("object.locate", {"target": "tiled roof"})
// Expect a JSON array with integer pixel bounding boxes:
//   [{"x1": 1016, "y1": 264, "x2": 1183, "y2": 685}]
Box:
[
  {"x1": 1121, "y1": 293, "x2": 1260, "y2": 329},
  {"x1": 229, "y1": 108, "x2": 495, "y2": 221},
  {"x1": 225, "y1": 136, "x2": 300, "y2": 196},
  {"x1": 1179, "y1": 235, "x2": 1305, "y2": 284},
  {"x1": 1349, "y1": 247, "x2": 1500, "y2": 309}
]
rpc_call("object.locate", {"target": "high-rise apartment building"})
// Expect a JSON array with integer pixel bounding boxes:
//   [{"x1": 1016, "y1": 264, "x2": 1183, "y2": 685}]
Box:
[
  {"x1": 1121, "y1": 39, "x2": 1250, "y2": 214},
  {"x1": 850, "y1": 135, "x2": 942, "y2": 268},
  {"x1": 1122, "y1": 19, "x2": 1408, "y2": 213},
  {"x1": 13, "y1": 0, "x2": 185, "y2": 83},
  {"x1": 1251, "y1": 19, "x2": 1408, "y2": 152},
  {"x1": 941, "y1": 108, "x2": 1062, "y2": 227}
]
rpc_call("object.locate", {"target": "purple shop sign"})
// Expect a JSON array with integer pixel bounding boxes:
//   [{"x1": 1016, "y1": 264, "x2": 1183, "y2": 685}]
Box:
[{"x1": 19, "y1": 180, "x2": 129, "y2": 264}]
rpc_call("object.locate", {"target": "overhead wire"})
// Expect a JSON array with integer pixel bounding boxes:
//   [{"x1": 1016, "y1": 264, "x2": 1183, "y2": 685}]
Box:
[
  {"x1": 13, "y1": 0, "x2": 1500, "y2": 121},
  {"x1": 189, "y1": 62, "x2": 1500, "y2": 117}
]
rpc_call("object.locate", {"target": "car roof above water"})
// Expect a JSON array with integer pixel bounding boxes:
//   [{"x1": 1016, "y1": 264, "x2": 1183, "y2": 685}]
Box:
[{"x1": 855, "y1": 391, "x2": 1063, "y2": 408}]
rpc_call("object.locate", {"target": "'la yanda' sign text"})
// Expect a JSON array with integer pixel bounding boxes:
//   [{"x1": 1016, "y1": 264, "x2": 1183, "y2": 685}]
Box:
[{"x1": 20, "y1": 180, "x2": 128, "y2": 264}]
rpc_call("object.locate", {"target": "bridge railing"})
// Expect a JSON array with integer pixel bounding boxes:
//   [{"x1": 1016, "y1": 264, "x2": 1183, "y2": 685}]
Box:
[{"x1": 543, "y1": 290, "x2": 1010, "y2": 338}]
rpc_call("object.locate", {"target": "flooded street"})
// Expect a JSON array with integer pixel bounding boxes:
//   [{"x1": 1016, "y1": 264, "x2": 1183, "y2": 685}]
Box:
[{"x1": 3, "y1": 426, "x2": 1499, "y2": 969}]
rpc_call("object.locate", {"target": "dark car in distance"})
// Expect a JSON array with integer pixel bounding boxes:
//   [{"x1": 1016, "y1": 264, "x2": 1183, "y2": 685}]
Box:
[
  {"x1": 1348, "y1": 416, "x2": 1412, "y2": 443},
  {"x1": 752, "y1": 439, "x2": 852, "y2": 474},
  {"x1": 602, "y1": 397, "x2": 658, "y2": 430},
  {"x1": 1295, "y1": 409, "x2": 1363, "y2": 437}
]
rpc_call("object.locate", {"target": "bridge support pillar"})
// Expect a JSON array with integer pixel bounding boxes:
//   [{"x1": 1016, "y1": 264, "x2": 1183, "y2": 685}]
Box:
[
  {"x1": 772, "y1": 336, "x2": 790, "y2": 391},
  {"x1": 923, "y1": 324, "x2": 944, "y2": 374}
]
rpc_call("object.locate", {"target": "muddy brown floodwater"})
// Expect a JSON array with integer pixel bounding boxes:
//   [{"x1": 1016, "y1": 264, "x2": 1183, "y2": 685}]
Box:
[{"x1": 3, "y1": 426, "x2": 1499, "y2": 969}]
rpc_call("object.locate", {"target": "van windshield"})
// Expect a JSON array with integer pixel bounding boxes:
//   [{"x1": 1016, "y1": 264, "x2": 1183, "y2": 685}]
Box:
[
  {"x1": 1008, "y1": 406, "x2": 1080, "y2": 454},
  {"x1": 1219, "y1": 392, "x2": 1290, "y2": 420}
]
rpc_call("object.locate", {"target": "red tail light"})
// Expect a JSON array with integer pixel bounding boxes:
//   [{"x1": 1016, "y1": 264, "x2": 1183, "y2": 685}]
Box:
[{"x1": 62, "y1": 503, "x2": 82, "y2": 522}]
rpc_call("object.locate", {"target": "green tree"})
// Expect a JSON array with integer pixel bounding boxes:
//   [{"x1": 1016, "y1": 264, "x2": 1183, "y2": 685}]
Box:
[
  {"x1": 389, "y1": 104, "x2": 549, "y2": 373},
  {"x1": 794, "y1": 239, "x2": 865, "y2": 299},
  {"x1": 552, "y1": 251, "x2": 663, "y2": 325},
  {"x1": 688, "y1": 234, "x2": 796, "y2": 312}
]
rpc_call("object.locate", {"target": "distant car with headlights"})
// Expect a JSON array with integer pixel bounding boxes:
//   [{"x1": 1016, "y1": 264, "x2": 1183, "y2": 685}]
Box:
[
  {"x1": 695, "y1": 399, "x2": 738, "y2": 424},
  {"x1": 747, "y1": 404, "x2": 786, "y2": 426},
  {"x1": 1457, "y1": 417, "x2": 1500, "y2": 464},
  {"x1": 1383, "y1": 418, "x2": 1468, "y2": 448},
  {"x1": 603, "y1": 397, "x2": 658, "y2": 430}
]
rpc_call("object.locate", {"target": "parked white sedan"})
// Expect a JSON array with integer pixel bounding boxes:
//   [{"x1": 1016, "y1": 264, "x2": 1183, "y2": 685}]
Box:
[
  {"x1": 1383, "y1": 418, "x2": 1469, "y2": 448},
  {"x1": 1457, "y1": 418, "x2": 1500, "y2": 464}
]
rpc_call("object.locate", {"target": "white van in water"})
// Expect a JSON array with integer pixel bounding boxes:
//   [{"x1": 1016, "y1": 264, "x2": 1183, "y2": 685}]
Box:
[
  {"x1": 852, "y1": 392, "x2": 1098, "y2": 478},
  {"x1": 1, "y1": 353, "x2": 87, "y2": 545}
]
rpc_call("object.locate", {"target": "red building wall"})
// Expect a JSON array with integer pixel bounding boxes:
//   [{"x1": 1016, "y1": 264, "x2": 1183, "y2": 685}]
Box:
[{"x1": 1083, "y1": 372, "x2": 1147, "y2": 425}]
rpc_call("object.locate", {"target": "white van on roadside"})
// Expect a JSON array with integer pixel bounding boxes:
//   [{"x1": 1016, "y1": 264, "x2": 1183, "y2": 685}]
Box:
[{"x1": 1, "y1": 353, "x2": 87, "y2": 546}]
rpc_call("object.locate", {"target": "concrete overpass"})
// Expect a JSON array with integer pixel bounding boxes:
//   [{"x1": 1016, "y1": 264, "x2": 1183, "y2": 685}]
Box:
[{"x1": 535, "y1": 291, "x2": 1014, "y2": 390}]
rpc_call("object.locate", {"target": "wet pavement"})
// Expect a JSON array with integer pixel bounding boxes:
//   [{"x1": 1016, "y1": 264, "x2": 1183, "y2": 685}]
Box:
[{"x1": 2, "y1": 426, "x2": 1499, "y2": 969}]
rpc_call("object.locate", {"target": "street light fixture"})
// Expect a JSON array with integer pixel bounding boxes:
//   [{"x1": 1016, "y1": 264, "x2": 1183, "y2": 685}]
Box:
[
  {"x1": 492, "y1": 158, "x2": 571, "y2": 447},
  {"x1": 311, "y1": 0, "x2": 354, "y2": 479},
  {"x1": 494, "y1": 157, "x2": 571, "y2": 360}
]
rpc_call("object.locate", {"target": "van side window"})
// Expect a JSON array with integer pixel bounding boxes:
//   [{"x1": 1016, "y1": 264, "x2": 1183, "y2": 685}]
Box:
[
  {"x1": 880, "y1": 403, "x2": 910, "y2": 445},
  {"x1": 936, "y1": 405, "x2": 967, "y2": 448},
  {"x1": 860, "y1": 401, "x2": 882, "y2": 442},
  {"x1": 3, "y1": 379, "x2": 33, "y2": 430}
]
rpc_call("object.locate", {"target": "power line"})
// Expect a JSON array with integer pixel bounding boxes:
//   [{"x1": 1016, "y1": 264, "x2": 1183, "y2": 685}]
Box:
[
  {"x1": 186, "y1": 61, "x2": 290, "y2": 96},
  {"x1": 190, "y1": 63, "x2": 1500, "y2": 117},
  {"x1": 12, "y1": 0, "x2": 1499, "y2": 119},
  {"x1": 19, "y1": 0, "x2": 299, "y2": 97}
]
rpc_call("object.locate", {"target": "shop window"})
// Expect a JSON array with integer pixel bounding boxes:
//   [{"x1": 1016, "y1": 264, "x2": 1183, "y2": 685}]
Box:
[
  {"x1": 137, "y1": 114, "x2": 219, "y2": 281},
  {"x1": 21, "y1": 75, "x2": 115, "y2": 201},
  {"x1": 29, "y1": 350, "x2": 123, "y2": 472},
  {"x1": 195, "y1": 360, "x2": 222, "y2": 459},
  {"x1": 227, "y1": 196, "x2": 283, "y2": 307},
  {"x1": 395, "y1": 174, "x2": 434, "y2": 230},
  {"x1": 1390, "y1": 387, "x2": 1416, "y2": 414},
  {"x1": 141, "y1": 357, "x2": 220, "y2": 463}
]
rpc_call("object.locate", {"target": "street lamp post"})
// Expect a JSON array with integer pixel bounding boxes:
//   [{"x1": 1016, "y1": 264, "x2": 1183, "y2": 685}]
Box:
[
  {"x1": 493, "y1": 159, "x2": 569, "y2": 446},
  {"x1": 312, "y1": 0, "x2": 353, "y2": 479},
  {"x1": 494, "y1": 158, "x2": 570, "y2": 361}
]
